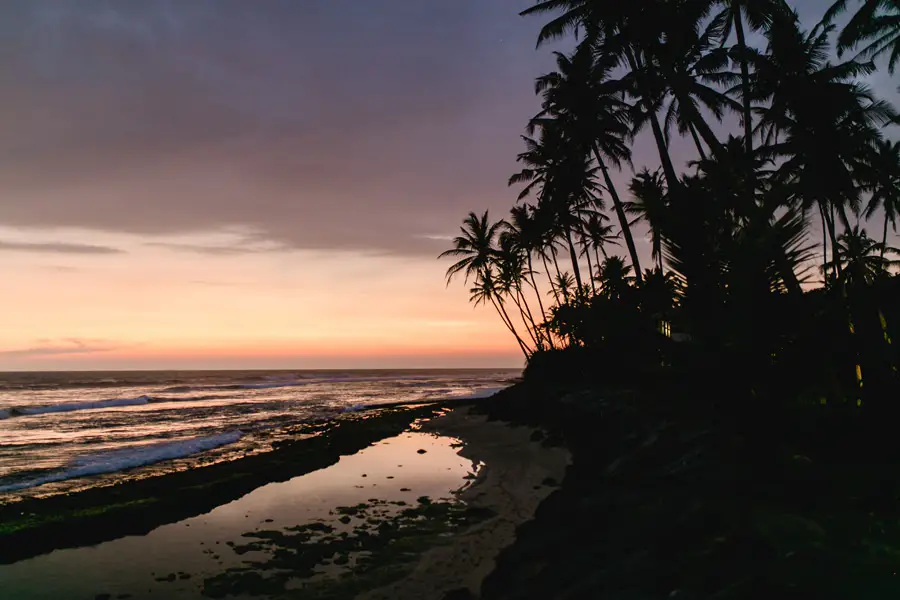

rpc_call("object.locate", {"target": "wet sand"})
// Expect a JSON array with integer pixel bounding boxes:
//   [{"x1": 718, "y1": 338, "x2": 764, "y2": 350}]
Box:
[
  {"x1": 360, "y1": 408, "x2": 570, "y2": 600},
  {"x1": 0, "y1": 404, "x2": 569, "y2": 599}
]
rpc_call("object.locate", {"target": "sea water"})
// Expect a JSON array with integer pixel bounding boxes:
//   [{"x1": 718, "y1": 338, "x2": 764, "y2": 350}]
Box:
[{"x1": 0, "y1": 369, "x2": 515, "y2": 499}]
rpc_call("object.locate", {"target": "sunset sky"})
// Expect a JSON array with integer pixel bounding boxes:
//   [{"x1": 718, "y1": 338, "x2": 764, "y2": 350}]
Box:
[{"x1": 0, "y1": 0, "x2": 895, "y2": 370}]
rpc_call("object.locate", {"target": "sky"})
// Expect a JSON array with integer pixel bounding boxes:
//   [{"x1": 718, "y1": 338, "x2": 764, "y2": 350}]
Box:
[{"x1": 0, "y1": 0, "x2": 895, "y2": 371}]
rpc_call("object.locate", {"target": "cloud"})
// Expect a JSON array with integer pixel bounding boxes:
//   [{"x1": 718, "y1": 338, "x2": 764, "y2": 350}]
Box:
[
  {"x1": 0, "y1": 338, "x2": 121, "y2": 358},
  {"x1": 0, "y1": 1, "x2": 884, "y2": 258},
  {"x1": 144, "y1": 241, "x2": 284, "y2": 256},
  {"x1": 0, "y1": 1, "x2": 548, "y2": 255},
  {"x1": 0, "y1": 240, "x2": 124, "y2": 254}
]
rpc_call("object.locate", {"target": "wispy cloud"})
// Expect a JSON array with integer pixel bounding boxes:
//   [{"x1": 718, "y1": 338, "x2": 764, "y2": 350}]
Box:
[
  {"x1": 145, "y1": 241, "x2": 285, "y2": 256},
  {"x1": 189, "y1": 279, "x2": 241, "y2": 287},
  {"x1": 41, "y1": 265, "x2": 82, "y2": 273},
  {"x1": 416, "y1": 234, "x2": 455, "y2": 242},
  {"x1": 0, "y1": 338, "x2": 121, "y2": 358},
  {"x1": 0, "y1": 241, "x2": 124, "y2": 255}
]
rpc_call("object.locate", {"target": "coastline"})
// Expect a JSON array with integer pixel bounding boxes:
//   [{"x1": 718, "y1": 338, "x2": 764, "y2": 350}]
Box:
[
  {"x1": 0, "y1": 389, "x2": 569, "y2": 600},
  {"x1": 359, "y1": 407, "x2": 569, "y2": 600},
  {"x1": 6, "y1": 378, "x2": 900, "y2": 598},
  {"x1": 0, "y1": 403, "x2": 448, "y2": 564}
]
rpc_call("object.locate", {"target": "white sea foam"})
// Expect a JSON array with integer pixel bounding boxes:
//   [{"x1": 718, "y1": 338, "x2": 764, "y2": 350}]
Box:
[
  {"x1": 11, "y1": 396, "x2": 153, "y2": 418},
  {"x1": 0, "y1": 431, "x2": 243, "y2": 493},
  {"x1": 445, "y1": 386, "x2": 508, "y2": 401}
]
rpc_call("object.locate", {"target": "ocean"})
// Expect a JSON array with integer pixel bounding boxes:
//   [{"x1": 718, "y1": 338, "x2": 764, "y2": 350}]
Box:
[{"x1": 0, "y1": 369, "x2": 517, "y2": 500}]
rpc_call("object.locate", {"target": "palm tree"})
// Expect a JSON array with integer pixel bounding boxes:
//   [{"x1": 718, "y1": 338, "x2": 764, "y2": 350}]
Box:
[
  {"x1": 505, "y1": 205, "x2": 551, "y2": 328},
  {"x1": 825, "y1": 225, "x2": 900, "y2": 287},
  {"x1": 496, "y1": 234, "x2": 544, "y2": 350},
  {"x1": 825, "y1": 0, "x2": 900, "y2": 72},
  {"x1": 626, "y1": 168, "x2": 668, "y2": 272},
  {"x1": 531, "y1": 47, "x2": 645, "y2": 284},
  {"x1": 521, "y1": 0, "x2": 684, "y2": 196},
  {"x1": 595, "y1": 256, "x2": 635, "y2": 302},
  {"x1": 752, "y1": 12, "x2": 896, "y2": 276},
  {"x1": 468, "y1": 272, "x2": 533, "y2": 359},
  {"x1": 860, "y1": 138, "x2": 900, "y2": 257},
  {"x1": 581, "y1": 211, "x2": 619, "y2": 267},
  {"x1": 647, "y1": 7, "x2": 740, "y2": 161},
  {"x1": 440, "y1": 211, "x2": 534, "y2": 358},
  {"x1": 510, "y1": 123, "x2": 601, "y2": 291},
  {"x1": 641, "y1": 268, "x2": 682, "y2": 317},
  {"x1": 439, "y1": 211, "x2": 503, "y2": 285},
  {"x1": 553, "y1": 271, "x2": 576, "y2": 303},
  {"x1": 714, "y1": 0, "x2": 792, "y2": 157}
]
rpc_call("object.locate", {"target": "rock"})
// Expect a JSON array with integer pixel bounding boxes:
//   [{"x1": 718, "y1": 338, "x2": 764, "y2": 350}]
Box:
[
  {"x1": 400, "y1": 487, "x2": 411, "y2": 492},
  {"x1": 339, "y1": 516, "x2": 352, "y2": 524},
  {"x1": 417, "y1": 449, "x2": 427, "y2": 454},
  {"x1": 443, "y1": 588, "x2": 476, "y2": 600},
  {"x1": 94, "y1": 594, "x2": 111, "y2": 600}
]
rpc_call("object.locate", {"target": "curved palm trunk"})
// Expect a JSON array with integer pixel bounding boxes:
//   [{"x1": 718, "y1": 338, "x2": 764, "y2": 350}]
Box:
[
  {"x1": 526, "y1": 254, "x2": 550, "y2": 333},
  {"x1": 596, "y1": 156, "x2": 644, "y2": 285},
  {"x1": 564, "y1": 227, "x2": 584, "y2": 291},
  {"x1": 882, "y1": 212, "x2": 889, "y2": 259},
  {"x1": 733, "y1": 11, "x2": 754, "y2": 158},
  {"x1": 512, "y1": 294, "x2": 540, "y2": 349},
  {"x1": 688, "y1": 122, "x2": 708, "y2": 161},
  {"x1": 820, "y1": 204, "x2": 829, "y2": 277},
  {"x1": 513, "y1": 283, "x2": 542, "y2": 350},
  {"x1": 626, "y1": 50, "x2": 681, "y2": 191},
  {"x1": 823, "y1": 202, "x2": 842, "y2": 279},
  {"x1": 594, "y1": 245, "x2": 603, "y2": 274},
  {"x1": 489, "y1": 297, "x2": 530, "y2": 358},
  {"x1": 684, "y1": 101, "x2": 726, "y2": 159},
  {"x1": 540, "y1": 252, "x2": 561, "y2": 305},
  {"x1": 584, "y1": 243, "x2": 597, "y2": 294},
  {"x1": 550, "y1": 250, "x2": 569, "y2": 302}
]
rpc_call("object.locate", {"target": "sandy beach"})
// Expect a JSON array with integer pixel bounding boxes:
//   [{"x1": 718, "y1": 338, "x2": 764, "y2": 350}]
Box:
[
  {"x1": 360, "y1": 408, "x2": 570, "y2": 600},
  {"x1": 0, "y1": 401, "x2": 569, "y2": 599}
]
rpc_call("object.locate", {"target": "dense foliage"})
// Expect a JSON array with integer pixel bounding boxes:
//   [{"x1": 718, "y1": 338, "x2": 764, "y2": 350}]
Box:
[{"x1": 441, "y1": 0, "x2": 900, "y2": 408}]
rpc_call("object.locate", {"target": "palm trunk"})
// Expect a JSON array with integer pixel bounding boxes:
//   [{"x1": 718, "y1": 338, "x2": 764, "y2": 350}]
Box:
[
  {"x1": 594, "y1": 246, "x2": 603, "y2": 275},
  {"x1": 824, "y1": 203, "x2": 842, "y2": 279},
  {"x1": 527, "y1": 254, "x2": 548, "y2": 327},
  {"x1": 584, "y1": 242, "x2": 597, "y2": 294},
  {"x1": 685, "y1": 101, "x2": 726, "y2": 158},
  {"x1": 688, "y1": 122, "x2": 708, "y2": 161},
  {"x1": 625, "y1": 49, "x2": 681, "y2": 189},
  {"x1": 551, "y1": 251, "x2": 569, "y2": 302},
  {"x1": 490, "y1": 297, "x2": 530, "y2": 358},
  {"x1": 820, "y1": 204, "x2": 829, "y2": 281},
  {"x1": 596, "y1": 154, "x2": 644, "y2": 285},
  {"x1": 564, "y1": 227, "x2": 584, "y2": 291},
  {"x1": 514, "y1": 283, "x2": 542, "y2": 350},
  {"x1": 510, "y1": 292, "x2": 539, "y2": 349},
  {"x1": 882, "y1": 211, "x2": 889, "y2": 259},
  {"x1": 540, "y1": 252, "x2": 561, "y2": 305},
  {"x1": 733, "y1": 11, "x2": 754, "y2": 158}
]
